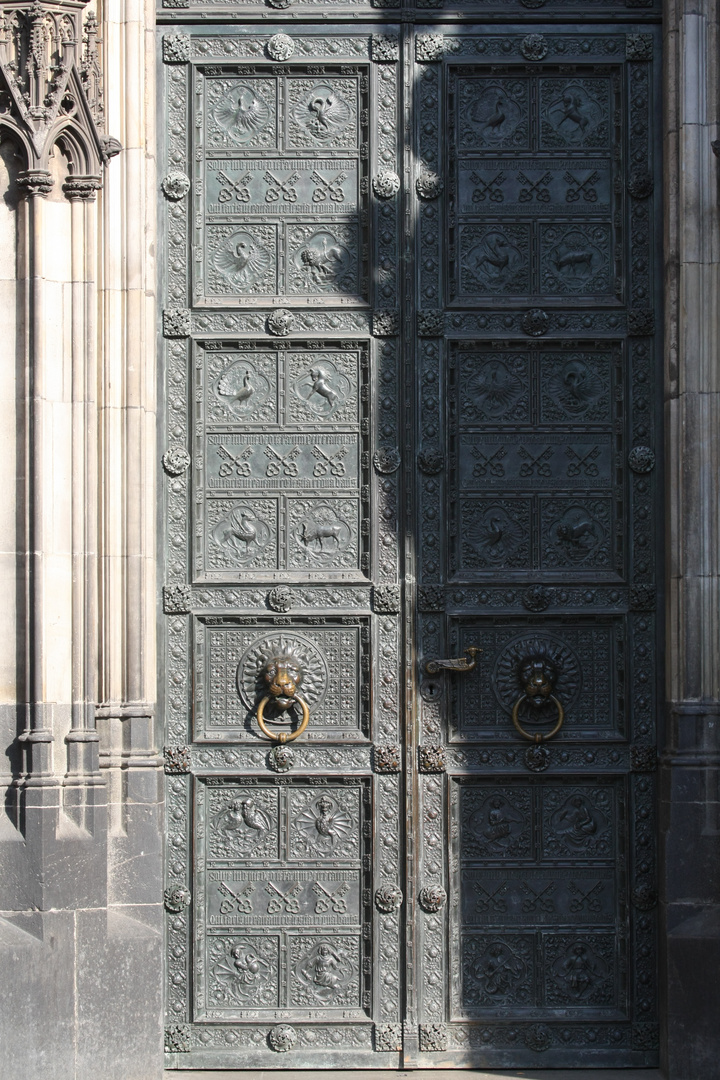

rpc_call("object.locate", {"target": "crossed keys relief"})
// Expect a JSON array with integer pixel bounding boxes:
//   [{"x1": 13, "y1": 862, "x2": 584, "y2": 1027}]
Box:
[
  {"x1": 214, "y1": 442, "x2": 349, "y2": 480},
  {"x1": 219, "y1": 880, "x2": 254, "y2": 915},
  {"x1": 216, "y1": 169, "x2": 253, "y2": 203},
  {"x1": 470, "y1": 170, "x2": 505, "y2": 204},
  {"x1": 214, "y1": 169, "x2": 348, "y2": 205},
  {"x1": 265, "y1": 444, "x2": 301, "y2": 477},
  {"x1": 264, "y1": 169, "x2": 301, "y2": 203},
  {"x1": 473, "y1": 879, "x2": 509, "y2": 914},
  {"x1": 564, "y1": 169, "x2": 600, "y2": 203},
  {"x1": 472, "y1": 877, "x2": 605, "y2": 916},
  {"x1": 215, "y1": 879, "x2": 351, "y2": 916},
  {"x1": 217, "y1": 444, "x2": 253, "y2": 477},
  {"x1": 312, "y1": 444, "x2": 347, "y2": 477},
  {"x1": 518, "y1": 444, "x2": 553, "y2": 477},
  {"x1": 565, "y1": 444, "x2": 601, "y2": 477},
  {"x1": 310, "y1": 169, "x2": 347, "y2": 203},
  {"x1": 471, "y1": 445, "x2": 506, "y2": 478},
  {"x1": 266, "y1": 881, "x2": 303, "y2": 914},
  {"x1": 567, "y1": 879, "x2": 605, "y2": 913},
  {"x1": 517, "y1": 170, "x2": 552, "y2": 203},
  {"x1": 313, "y1": 881, "x2": 350, "y2": 914}
]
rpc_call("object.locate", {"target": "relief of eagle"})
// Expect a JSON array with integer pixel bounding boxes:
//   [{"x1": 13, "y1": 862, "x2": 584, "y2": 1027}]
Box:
[{"x1": 213, "y1": 231, "x2": 273, "y2": 289}]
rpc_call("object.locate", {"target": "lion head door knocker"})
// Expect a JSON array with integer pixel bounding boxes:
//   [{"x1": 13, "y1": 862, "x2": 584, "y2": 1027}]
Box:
[
  {"x1": 511, "y1": 656, "x2": 564, "y2": 743},
  {"x1": 255, "y1": 656, "x2": 311, "y2": 743}
]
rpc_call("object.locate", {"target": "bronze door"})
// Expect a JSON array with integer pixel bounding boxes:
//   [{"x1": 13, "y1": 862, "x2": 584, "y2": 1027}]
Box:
[
  {"x1": 159, "y1": 18, "x2": 660, "y2": 1070},
  {"x1": 160, "y1": 24, "x2": 405, "y2": 1069}
]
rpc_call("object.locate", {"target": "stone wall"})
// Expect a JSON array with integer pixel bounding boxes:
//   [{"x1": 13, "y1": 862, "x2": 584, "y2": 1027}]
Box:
[{"x1": 0, "y1": 1, "x2": 164, "y2": 1077}]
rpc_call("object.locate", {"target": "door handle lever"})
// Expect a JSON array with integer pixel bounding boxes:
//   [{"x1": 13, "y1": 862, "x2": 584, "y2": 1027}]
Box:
[{"x1": 425, "y1": 646, "x2": 481, "y2": 675}]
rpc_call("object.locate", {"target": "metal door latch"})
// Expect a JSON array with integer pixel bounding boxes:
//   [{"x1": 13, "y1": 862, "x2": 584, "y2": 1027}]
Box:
[{"x1": 425, "y1": 646, "x2": 481, "y2": 675}]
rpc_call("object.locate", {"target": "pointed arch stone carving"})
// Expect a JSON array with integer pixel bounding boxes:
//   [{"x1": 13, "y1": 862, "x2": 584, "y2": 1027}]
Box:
[{"x1": 0, "y1": 0, "x2": 120, "y2": 194}]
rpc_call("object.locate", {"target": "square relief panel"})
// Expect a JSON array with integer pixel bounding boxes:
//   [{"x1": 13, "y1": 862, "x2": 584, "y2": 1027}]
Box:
[
  {"x1": 192, "y1": 614, "x2": 371, "y2": 742},
  {"x1": 446, "y1": 617, "x2": 625, "y2": 741}
]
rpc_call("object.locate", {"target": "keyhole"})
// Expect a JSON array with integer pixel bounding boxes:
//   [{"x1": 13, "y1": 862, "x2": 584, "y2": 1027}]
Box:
[{"x1": 421, "y1": 679, "x2": 442, "y2": 702}]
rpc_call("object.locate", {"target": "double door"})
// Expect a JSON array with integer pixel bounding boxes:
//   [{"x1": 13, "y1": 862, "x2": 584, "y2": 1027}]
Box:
[{"x1": 160, "y1": 19, "x2": 660, "y2": 1069}]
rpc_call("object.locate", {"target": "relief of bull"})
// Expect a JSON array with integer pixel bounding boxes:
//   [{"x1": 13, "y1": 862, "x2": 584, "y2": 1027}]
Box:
[
  {"x1": 553, "y1": 248, "x2": 594, "y2": 275},
  {"x1": 300, "y1": 520, "x2": 343, "y2": 554}
]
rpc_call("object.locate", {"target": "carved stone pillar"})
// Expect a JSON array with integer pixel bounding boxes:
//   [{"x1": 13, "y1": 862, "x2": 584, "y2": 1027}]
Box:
[
  {"x1": 17, "y1": 167, "x2": 56, "y2": 802},
  {"x1": 662, "y1": 0, "x2": 720, "y2": 1075},
  {"x1": 0, "y1": 0, "x2": 115, "y2": 851}
]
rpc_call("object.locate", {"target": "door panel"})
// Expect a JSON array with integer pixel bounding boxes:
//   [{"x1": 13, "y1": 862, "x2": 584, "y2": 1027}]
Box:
[
  {"x1": 195, "y1": 338, "x2": 370, "y2": 582},
  {"x1": 412, "y1": 25, "x2": 660, "y2": 1068}
]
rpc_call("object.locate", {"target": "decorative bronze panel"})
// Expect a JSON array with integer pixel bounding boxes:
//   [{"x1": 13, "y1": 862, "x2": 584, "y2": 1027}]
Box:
[
  {"x1": 451, "y1": 777, "x2": 626, "y2": 1021},
  {"x1": 194, "y1": 778, "x2": 371, "y2": 1023},
  {"x1": 450, "y1": 67, "x2": 619, "y2": 304},
  {"x1": 448, "y1": 618, "x2": 624, "y2": 741},
  {"x1": 192, "y1": 614, "x2": 371, "y2": 742},
  {"x1": 194, "y1": 340, "x2": 370, "y2": 581},
  {"x1": 196, "y1": 65, "x2": 370, "y2": 306}
]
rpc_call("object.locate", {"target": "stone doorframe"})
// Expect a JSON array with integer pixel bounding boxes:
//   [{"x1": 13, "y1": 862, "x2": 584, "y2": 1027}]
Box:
[
  {"x1": 0, "y1": 0, "x2": 718, "y2": 1077},
  {"x1": 661, "y1": 0, "x2": 720, "y2": 1075}
]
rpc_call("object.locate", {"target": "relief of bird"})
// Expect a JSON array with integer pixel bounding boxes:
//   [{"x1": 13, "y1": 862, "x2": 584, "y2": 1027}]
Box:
[
  {"x1": 223, "y1": 797, "x2": 271, "y2": 837},
  {"x1": 214, "y1": 231, "x2": 272, "y2": 288},
  {"x1": 467, "y1": 507, "x2": 525, "y2": 565},
  {"x1": 215, "y1": 86, "x2": 271, "y2": 141},
  {"x1": 484, "y1": 96, "x2": 506, "y2": 132},
  {"x1": 546, "y1": 359, "x2": 605, "y2": 415},
  {"x1": 469, "y1": 359, "x2": 522, "y2": 419},
  {"x1": 297, "y1": 795, "x2": 353, "y2": 853},
  {"x1": 313, "y1": 795, "x2": 336, "y2": 838},
  {"x1": 217, "y1": 367, "x2": 254, "y2": 407},
  {"x1": 300, "y1": 85, "x2": 352, "y2": 140}
]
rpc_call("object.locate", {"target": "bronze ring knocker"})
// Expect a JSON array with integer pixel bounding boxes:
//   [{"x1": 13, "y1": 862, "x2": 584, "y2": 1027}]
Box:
[
  {"x1": 510, "y1": 656, "x2": 565, "y2": 744},
  {"x1": 254, "y1": 657, "x2": 311, "y2": 744}
]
